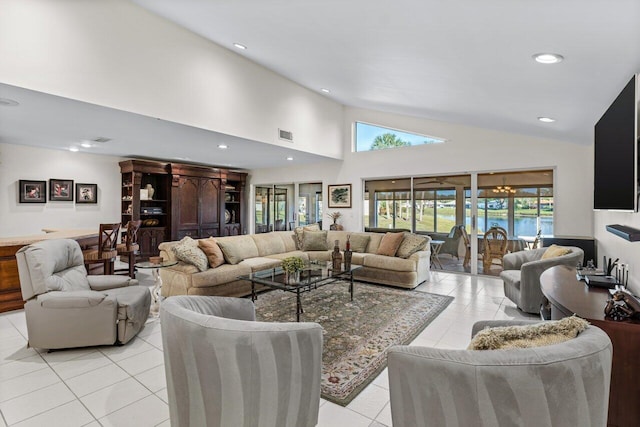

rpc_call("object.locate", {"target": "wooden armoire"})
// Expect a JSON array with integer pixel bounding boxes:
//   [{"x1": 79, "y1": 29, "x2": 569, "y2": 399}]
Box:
[{"x1": 119, "y1": 160, "x2": 247, "y2": 259}]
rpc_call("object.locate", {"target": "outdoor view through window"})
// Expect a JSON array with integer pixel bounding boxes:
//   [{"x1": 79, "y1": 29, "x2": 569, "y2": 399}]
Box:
[{"x1": 355, "y1": 122, "x2": 445, "y2": 151}]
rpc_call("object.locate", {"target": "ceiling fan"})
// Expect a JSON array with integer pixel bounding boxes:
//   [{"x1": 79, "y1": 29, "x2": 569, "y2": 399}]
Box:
[{"x1": 414, "y1": 177, "x2": 468, "y2": 187}]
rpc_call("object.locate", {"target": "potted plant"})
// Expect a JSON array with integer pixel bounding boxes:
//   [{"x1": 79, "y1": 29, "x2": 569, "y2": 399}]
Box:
[
  {"x1": 281, "y1": 256, "x2": 305, "y2": 284},
  {"x1": 327, "y1": 211, "x2": 343, "y2": 230}
]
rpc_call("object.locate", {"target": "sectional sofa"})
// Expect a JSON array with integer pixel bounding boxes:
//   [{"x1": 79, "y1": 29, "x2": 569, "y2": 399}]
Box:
[{"x1": 158, "y1": 230, "x2": 431, "y2": 298}]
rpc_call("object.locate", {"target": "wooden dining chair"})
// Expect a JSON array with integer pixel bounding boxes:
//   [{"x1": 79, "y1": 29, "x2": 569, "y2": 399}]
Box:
[
  {"x1": 115, "y1": 220, "x2": 142, "y2": 278},
  {"x1": 460, "y1": 226, "x2": 472, "y2": 268},
  {"x1": 83, "y1": 223, "x2": 121, "y2": 275},
  {"x1": 483, "y1": 226, "x2": 508, "y2": 271}
]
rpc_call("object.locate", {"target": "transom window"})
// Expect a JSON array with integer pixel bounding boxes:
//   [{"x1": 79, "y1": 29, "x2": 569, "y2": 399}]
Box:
[{"x1": 355, "y1": 122, "x2": 445, "y2": 152}]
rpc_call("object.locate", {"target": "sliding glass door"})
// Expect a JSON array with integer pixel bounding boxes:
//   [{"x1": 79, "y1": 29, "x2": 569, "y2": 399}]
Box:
[{"x1": 254, "y1": 184, "x2": 294, "y2": 233}]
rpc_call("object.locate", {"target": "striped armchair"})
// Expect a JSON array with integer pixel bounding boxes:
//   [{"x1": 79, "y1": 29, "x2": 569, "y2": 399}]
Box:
[
  {"x1": 388, "y1": 320, "x2": 612, "y2": 427},
  {"x1": 161, "y1": 296, "x2": 323, "y2": 427}
]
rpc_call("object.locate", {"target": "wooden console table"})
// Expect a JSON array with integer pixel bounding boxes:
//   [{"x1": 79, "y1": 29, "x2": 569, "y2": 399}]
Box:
[
  {"x1": 0, "y1": 229, "x2": 98, "y2": 313},
  {"x1": 541, "y1": 265, "x2": 640, "y2": 427}
]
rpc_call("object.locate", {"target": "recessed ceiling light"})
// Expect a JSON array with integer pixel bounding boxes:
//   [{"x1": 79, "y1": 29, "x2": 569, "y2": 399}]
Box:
[
  {"x1": 532, "y1": 53, "x2": 564, "y2": 64},
  {"x1": 218, "y1": 144, "x2": 228, "y2": 149},
  {"x1": 320, "y1": 88, "x2": 330, "y2": 93},
  {"x1": 233, "y1": 43, "x2": 247, "y2": 50},
  {"x1": 80, "y1": 142, "x2": 92, "y2": 148},
  {"x1": 0, "y1": 98, "x2": 19, "y2": 107},
  {"x1": 69, "y1": 147, "x2": 79, "y2": 152},
  {"x1": 538, "y1": 117, "x2": 556, "y2": 123},
  {"x1": 286, "y1": 156, "x2": 294, "y2": 161}
]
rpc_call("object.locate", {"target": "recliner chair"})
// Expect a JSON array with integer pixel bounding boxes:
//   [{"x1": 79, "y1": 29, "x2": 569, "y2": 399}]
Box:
[{"x1": 16, "y1": 238, "x2": 151, "y2": 349}]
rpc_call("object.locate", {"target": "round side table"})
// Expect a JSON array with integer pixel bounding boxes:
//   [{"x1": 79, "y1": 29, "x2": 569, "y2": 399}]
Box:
[{"x1": 135, "y1": 260, "x2": 178, "y2": 317}]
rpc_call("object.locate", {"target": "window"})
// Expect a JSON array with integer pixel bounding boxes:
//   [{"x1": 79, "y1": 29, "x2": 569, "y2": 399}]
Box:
[
  {"x1": 414, "y1": 189, "x2": 456, "y2": 233},
  {"x1": 355, "y1": 122, "x2": 445, "y2": 152}
]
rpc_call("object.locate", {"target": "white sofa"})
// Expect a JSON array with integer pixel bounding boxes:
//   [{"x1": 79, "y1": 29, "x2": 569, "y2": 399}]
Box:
[{"x1": 158, "y1": 230, "x2": 431, "y2": 297}]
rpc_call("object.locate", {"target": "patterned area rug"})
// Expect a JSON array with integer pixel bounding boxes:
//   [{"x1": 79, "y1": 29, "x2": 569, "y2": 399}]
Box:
[{"x1": 254, "y1": 281, "x2": 453, "y2": 406}]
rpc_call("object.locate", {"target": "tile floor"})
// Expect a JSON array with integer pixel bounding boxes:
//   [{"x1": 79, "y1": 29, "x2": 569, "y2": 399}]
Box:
[{"x1": 0, "y1": 270, "x2": 538, "y2": 427}]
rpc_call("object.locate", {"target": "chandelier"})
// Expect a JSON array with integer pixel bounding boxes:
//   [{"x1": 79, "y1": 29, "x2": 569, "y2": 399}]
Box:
[{"x1": 493, "y1": 177, "x2": 516, "y2": 194}]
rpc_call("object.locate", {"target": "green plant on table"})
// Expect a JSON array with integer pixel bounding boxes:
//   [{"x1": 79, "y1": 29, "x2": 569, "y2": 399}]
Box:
[{"x1": 281, "y1": 256, "x2": 305, "y2": 273}]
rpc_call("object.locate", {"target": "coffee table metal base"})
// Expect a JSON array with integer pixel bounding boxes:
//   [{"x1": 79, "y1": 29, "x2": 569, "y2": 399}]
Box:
[{"x1": 246, "y1": 266, "x2": 358, "y2": 322}]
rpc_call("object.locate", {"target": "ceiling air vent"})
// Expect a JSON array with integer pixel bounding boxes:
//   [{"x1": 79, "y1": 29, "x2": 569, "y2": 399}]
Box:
[
  {"x1": 278, "y1": 129, "x2": 293, "y2": 142},
  {"x1": 92, "y1": 137, "x2": 112, "y2": 143}
]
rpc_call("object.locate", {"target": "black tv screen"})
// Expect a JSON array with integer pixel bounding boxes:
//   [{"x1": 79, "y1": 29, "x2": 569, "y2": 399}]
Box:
[{"x1": 594, "y1": 75, "x2": 637, "y2": 211}]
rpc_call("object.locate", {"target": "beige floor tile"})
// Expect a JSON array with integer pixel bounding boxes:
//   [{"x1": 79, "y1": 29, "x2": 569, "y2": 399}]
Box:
[
  {"x1": 135, "y1": 365, "x2": 167, "y2": 393},
  {"x1": 0, "y1": 367, "x2": 60, "y2": 403},
  {"x1": 98, "y1": 395, "x2": 169, "y2": 427},
  {"x1": 317, "y1": 401, "x2": 373, "y2": 427},
  {"x1": 0, "y1": 382, "x2": 75, "y2": 425},
  {"x1": 0, "y1": 354, "x2": 47, "y2": 382},
  {"x1": 99, "y1": 338, "x2": 155, "y2": 362},
  {"x1": 80, "y1": 378, "x2": 151, "y2": 419},
  {"x1": 375, "y1": 402, "x2": 393, "y2": 427},
  {"x1": 65, "y1": 363, "x2": 131, "y2": 397},
  {"x1": 51, "y1": 351, "x2": 113, "y2": 380},
  {"x1": 12, "y1": 400, "x2": 95, "y2": 427},
  {"x1": 347, "y1": 384, "x2": 389, "y2": 420},
  {"x1": 116, "y1": 348, "x2": 164, "y2": 376}
]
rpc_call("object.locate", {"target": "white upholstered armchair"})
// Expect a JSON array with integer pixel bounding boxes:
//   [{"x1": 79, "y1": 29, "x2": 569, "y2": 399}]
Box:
[
  {"x1": 388, "y1": 319, "x2": 612, "y2": 427},
  {"x1": 16, "y1": 238, "x2": 151, "y2": 349},
  {"x1": 160, "y1": 295, "x2": 323, "y2": 427}
]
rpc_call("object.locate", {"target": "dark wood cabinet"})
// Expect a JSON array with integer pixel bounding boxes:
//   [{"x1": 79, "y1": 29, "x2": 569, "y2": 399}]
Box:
[
  {"x1": 541, "y1": 266, "x2": 640, "y2": 427},
  {"x1": 121, "y1": 160, "x2": 246, "y2": 246},
  {"x1": 119, "y1": 160, "x2": 171, "y2": 260},
  {"x1": 138, "y1": 227, "x2": 166, "y2": 258}
]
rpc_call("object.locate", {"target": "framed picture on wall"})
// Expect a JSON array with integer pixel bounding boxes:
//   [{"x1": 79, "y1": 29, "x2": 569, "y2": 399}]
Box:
[
  {"x1": 76, "y1": 183, "x2": 97, "y2": 204},
  {"x1": 328, "y1": 184, "x2": 352, "y2": 208},
  {"x1": 49, "y1": 179, "x2": 74, "y2": 201},
  {"x1": 18, "y1": 180, "x2": 46, "y2": 203}
]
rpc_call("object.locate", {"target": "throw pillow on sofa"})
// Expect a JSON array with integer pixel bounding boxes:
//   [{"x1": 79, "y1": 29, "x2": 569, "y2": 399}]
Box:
[
  {"x1": 541, "y1": 244, "x2": 572, "y2": 260},
  {"x1": 396, "y1": 233, "x2": 428, "y2": 258},
  {"x1": 172, "y1": 236, "x2": 209, "y2": 272},
  {"x1": 467, "y1": 316, "x2": 589, "y2": 350},
  {"x1": 198, "y1": 237, "x2": 225, "y2": 268},
  {"x1": 376, "y1": 232, "x2": 405, "y2": 257},
  {"x1": 216, "y1": 236, "x2": 259, "y2": 265},
  {"x1": 302, "y1": 230, "x2": 329, "y2": 251},
  {"x1": 294, "y1": 223, "x2": 321, "y2": 250},
  {"x1": 349, "y1": 234, "x2": 371, "y2": 253}
]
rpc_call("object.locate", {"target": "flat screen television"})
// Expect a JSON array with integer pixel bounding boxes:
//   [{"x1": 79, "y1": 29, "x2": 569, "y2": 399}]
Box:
[{"x1": 594, "y1": 75, "x2": 639, "y2": 211}]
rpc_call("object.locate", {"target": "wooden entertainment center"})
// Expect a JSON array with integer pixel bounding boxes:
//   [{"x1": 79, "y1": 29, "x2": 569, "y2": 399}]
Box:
[
  {"x1": 119, "y1": 160, "x2": 247, "y2": 259},
  {"x1": 541, "y1": 265, "x2": 640, "y2": 427}
]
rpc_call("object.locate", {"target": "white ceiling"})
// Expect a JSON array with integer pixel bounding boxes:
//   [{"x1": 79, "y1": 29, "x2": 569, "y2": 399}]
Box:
[
  {"x1": 0, "y1": 83, "x2": 334, "y2": 170},
  {"x1": 1, "y1": 0, "x2": 639, "y2": 170},
  {"x1": 133, "y1": 0, "x2": 640, "y2": 145}
]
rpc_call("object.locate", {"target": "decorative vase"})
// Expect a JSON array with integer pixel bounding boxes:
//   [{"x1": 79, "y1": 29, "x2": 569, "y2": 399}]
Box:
[
  {"x1": 285, "y1": 270, "x2": 300, "y2": 285},
  {"x1": 332, "y1": 240, "x2": 343, "y2": 271},
  {"x1": 344, "y1": 249, "x2": 352, "y2": 270},
  {"x1": 145, "y1": 184, "x2": 155, "y2": 200}
]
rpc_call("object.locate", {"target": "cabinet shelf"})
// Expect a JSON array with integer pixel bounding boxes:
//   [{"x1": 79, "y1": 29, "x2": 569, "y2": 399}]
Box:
[
  {"x1": 140, "y1": 213, "x2": 167, "y2": 216},
  {"x1": 140, "y1": 199, "x2": 168, "y2": 203}
]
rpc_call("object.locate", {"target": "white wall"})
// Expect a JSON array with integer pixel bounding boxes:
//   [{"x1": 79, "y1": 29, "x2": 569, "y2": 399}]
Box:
[
  {"x1": 0, "y1": 143, "x2": 122, "y2": 237},
  {"x1": 594, "y1": 211, "x2": 640, "y2": 295},
  {"x1": 250, "y1": 107, "x2": 594, "y2": 238},
  {"x1": 0, "y1": 0, "x2": 343, "y2": 159}
]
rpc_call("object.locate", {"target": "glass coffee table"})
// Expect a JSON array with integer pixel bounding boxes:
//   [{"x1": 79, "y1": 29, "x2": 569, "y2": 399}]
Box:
[{"x1": 239, "y1": 262, "x2": 361, "y2": 321}]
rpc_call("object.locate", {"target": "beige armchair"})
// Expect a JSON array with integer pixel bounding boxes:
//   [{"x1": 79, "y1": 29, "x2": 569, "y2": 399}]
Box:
[
  {"x1": 161, "y1": 295, "x2": 323, "y2": 427},
  {"x1": 388, "y1": 320, "x2": 612, "y2": 427},
  {"x1": 16, "y1": 238, "x2": 151, "y2": 349}
]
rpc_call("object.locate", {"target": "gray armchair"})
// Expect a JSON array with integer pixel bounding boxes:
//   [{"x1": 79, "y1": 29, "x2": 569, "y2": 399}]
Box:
[
  {"x1": 388, "y1": 320, "x2": 612, "y2": 427},
  {"x1": 430, "y1": 225, "x2": 464, "y2": 259},
  {"x1": 160, "y1": 295, "x2": 323, "y2": 427},
  {"x1": 501, "y1": 246, "x2": 584, "y2": 313},
  {"x1": 16, "y1": 238, "x2": 150, "y2": 349}
]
